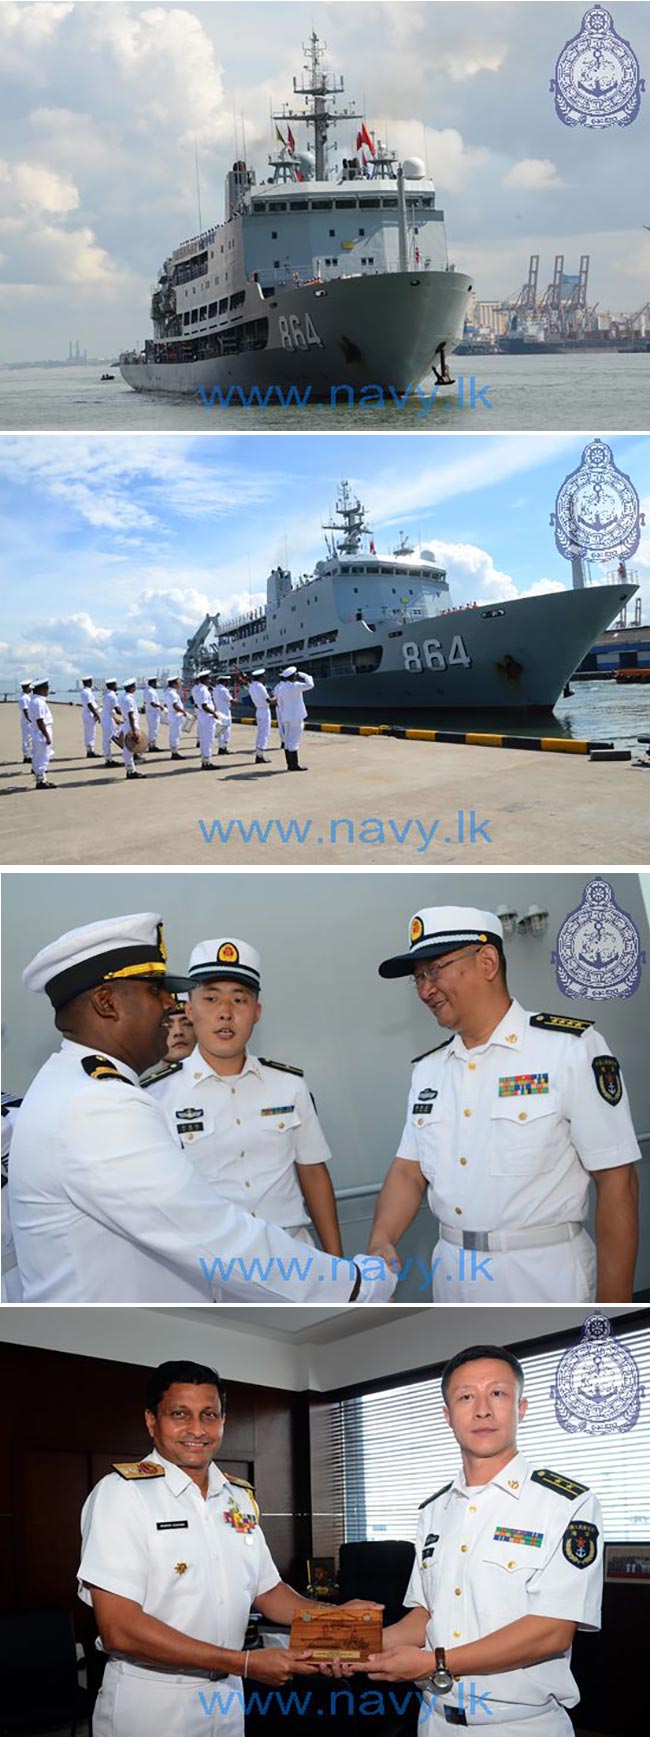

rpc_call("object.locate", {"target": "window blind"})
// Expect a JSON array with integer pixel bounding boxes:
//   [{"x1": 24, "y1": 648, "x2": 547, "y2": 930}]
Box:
[{"x1": 310, "y1": 1325, "x2": 650, "y2": 1558}]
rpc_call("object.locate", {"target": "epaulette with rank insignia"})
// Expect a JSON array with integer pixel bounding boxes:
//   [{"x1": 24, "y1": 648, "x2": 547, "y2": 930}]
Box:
[
  {"x1": 81, "y1": 1054, "x2": 135, "y2": 1086},
  {"x1": 141, "y1": 1061, "x2": 184, "y2": 1087},
  {"x1": 418, "y1": 1480, "x2": 453, "y2": 1509},
  {"x1": 257, "y1": 1058, "x2": 303, "y2": 1077},
  {"x1": 529, "y1": 1014, "x2": 594, "y2": 1037},
  {"x1": 226, "y1": 1472, "x2": 260, "y2": 1519},
  {"x1": 411, "y1": 1038, "x2": 453, "y2": 1065},
  {"x1": 112, "y1": 1459, "x2": 166, "y2": 1480},
  {"x1": 531, "y1": 1468, "x2": 589, "y2": 1500}
]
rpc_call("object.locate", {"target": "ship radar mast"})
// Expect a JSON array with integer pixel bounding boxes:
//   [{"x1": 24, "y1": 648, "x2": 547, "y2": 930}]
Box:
[
  {"x1": 393, "y1": 531, "x2": 414, "y2": 556},
  {"x1": 322, "y1": 480, "x2": 373, "y2": 557},
  {"x1": 271, "y1": 31, "x2": 363, "y2": 182}
]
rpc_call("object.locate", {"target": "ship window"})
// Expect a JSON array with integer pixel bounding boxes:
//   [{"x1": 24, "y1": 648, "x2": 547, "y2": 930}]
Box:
[
  {"x1": 199, "y1": 305, "x2": 207, "y2": 319},
  {"x1": 335, "y1": 199, "x2": 356, "y2": 208},
  {"x1": 252, "y1": 201, "x2": 267, "y2": 211},
  {"x1": 229, "y1": 290, "x2": 245, "y2": 310},
  {"x1": 311, "y1": 199, "x2": 333, "y2": 210},
  {"x1": 329, "y1": 229, "x2": 335, "y2": 237},
  {"x1": 274, "y1": 260, "x2": 280, "y2": 268},
  {"x1": 358, "y1": 228, "x2": 365, "y2": 236},
  {"x1": 183, "y1": 312, "x2": 190, "y2": 325},
  {"x1": 191, "y1": 309, "x2": 198, "y2": 324},
  {"x1": 219, "y1": 297, "x2": 228, "y2": 314},
  {"x1": 359, "y1": 198, "x2": 380, "y2": 208},
  {"x1": 271, "y1": 231, "x2": 278, "y2": 239},
  {"x1": 291, "y1": 199, "x2": 308, "y2": 209},
  {"x1": 381, "y1": 198, "x2": 398, "y2": 208},
  {"x1": 275, "y1": 203, "x2": 287, "y2": 212},
  {"x1": 208, "y1": 302, "x2": 217, "y2": 318}
]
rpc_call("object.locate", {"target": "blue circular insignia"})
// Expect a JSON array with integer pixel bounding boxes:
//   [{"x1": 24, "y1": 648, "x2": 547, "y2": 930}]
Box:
[
  {"x1": 551, "y1": 877, "x2": 644, "y2": 1001},
  {"x1": 551, "y1": 3, "x2": 644, "y2": 129},
  {"x1": 550, "y1": 440, "x2": 644, "y2": 566},
  {"x1": 551, "y1": 1314, "x2": 643, "y2": 1434}
]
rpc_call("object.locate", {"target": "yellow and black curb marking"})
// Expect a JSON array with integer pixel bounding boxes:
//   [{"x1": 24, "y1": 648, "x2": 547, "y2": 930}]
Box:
[{"x1": 238, "y1": 717, "x2": 613, "y2": 755}]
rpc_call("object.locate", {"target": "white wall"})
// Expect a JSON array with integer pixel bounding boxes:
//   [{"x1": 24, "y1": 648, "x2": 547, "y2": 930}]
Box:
[{"x1": 3, "y1": 872, "x2": 648, "y2": 1294}]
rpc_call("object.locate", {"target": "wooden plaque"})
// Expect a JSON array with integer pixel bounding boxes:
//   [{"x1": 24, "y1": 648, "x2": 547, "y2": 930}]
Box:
[{"x1": 290, "y1": 1608, "x2": 383, "y2": 1661}]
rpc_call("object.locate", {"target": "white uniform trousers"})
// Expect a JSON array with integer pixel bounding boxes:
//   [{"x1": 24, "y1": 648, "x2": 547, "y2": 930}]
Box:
[
  {"x1": 20, "y1": 710, "x2": 32, "y2": 756},
  {"x1": 282, "y1": 718, "x2": 304, "y2": 752},
  {"x1": 254, "y1": 706, "x2": 271, "y2": 752},
  {"x1": 83, "y1": 715, "x2": 97, "y2": 751},
  {"x1": 102, "y1": 718, "x2": 116, "y2": 758},
  {"x1": 32, "y1": 733, "x2": 52, "y2": 778},
  {"x1": 431, "y1": 1226, "x2": 597, "y2": 1304},
  {"x1": 198, "y1": 712, "x2": 216, "y2": 762},
  {"x1": 92, "y1": 1660, "x2": 245, "y2": 1737},
  {"x1": 146, "y1": 706, "x2": 161, "y2": 745},
  {"x1": 218, "y1": 713, "x2": 232, "y2": 748},
  {"x1": 169, "y1": 711, "x2": 184, "y2": 751},
  {"x1": 428, "y1": 1702, "x2": 573, "y2": 1735}
]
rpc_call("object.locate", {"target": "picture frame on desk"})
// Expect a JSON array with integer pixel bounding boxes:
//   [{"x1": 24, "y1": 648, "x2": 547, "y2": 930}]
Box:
[
  {"x1": 604, "y1": 1542, "x2": 650, "y2": 1584},
  {"x1": 307, "y1": 1556, "x2": 338, "y2": 1600}
]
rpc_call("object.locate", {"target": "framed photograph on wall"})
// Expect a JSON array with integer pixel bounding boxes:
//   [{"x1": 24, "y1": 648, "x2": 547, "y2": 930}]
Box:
[{"x1": 605, "y1": 1543, "x2": 650, "y2": 1584}]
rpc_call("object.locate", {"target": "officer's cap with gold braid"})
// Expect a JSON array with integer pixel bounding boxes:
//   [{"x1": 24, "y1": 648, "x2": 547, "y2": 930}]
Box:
[
  {"x1": 379, "y1": 906, "x2": 504, "y2": 979},
  {"x1": 188, "y1": 938, "x2": 261, "y2": 993},
  {"x1": 23, "y1": 913, "x2": 190, "y2": 1011}
]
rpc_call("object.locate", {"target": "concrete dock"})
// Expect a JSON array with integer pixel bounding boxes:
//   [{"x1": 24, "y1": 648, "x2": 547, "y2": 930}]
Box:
[{"x1": 1, "y1": 705, "x2": 648, "y2": 865}]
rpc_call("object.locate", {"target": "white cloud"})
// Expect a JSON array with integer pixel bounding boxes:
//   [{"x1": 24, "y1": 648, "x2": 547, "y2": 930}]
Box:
[
  {"x1": 0, "y1": 158, "x2": 123, "y2": 286},
  {"x1": 415, "y1": 538, "x2": 568, "y2": 606},
  {"x1": 0, "y1": 2, "x2": 74, "y2": 83},
  {"x1": 93, "y1": 3, "x2": 228, "y2": 147},
  {"x1": 444, "y1": 49, "x2": 506, "y2": 82},
  {"x1": 502, "y1": 158, "x2": 567, "y2": 192}
]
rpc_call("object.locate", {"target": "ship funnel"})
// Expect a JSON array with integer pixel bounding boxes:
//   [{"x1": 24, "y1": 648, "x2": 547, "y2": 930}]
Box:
[{"x1": 267, "y1": 566, "x2": 293, "y2": 609}]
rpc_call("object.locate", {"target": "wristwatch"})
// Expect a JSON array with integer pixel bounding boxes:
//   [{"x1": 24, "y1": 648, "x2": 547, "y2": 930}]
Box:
[{"x1": 431, "y1": 1647, "x2": 454, "y2": 1695}]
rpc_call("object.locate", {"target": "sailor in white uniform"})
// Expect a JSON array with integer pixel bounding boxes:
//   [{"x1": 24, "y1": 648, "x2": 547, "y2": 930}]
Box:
[
  {"x1": 247, "y1": 670, "x2": 274, "y2": 764},
  {"x1": 28, "y1": 678, "x2": 54, "y2": 789},
  {"x1": 117, "y1": 681, "x2": 143, "y2": 780},
  {"x1": 101, "y1": 680, "x2": 120, "y2": 767},
  {"x1": 212, "y1": 677, "x2": 233, "y2": 754},
  {"x1": 371, "y1": 906, "x2": 641, "y2": 1303},
  {"x1": 164, "y1": 677, "x2": 186, "y2": 759},
  {"x1": 274, "y1": 666, "x2": 314, "y2": 770},
  {"x1": 79, "y1": 1360, "x2": 376, "y2": 1737},
  {"x1": 81, "y1": 677, "x2": 101, "y2": 757},
  {"x1": 144, "y1": 678, "x2": 164, "y2": 751},
  {"x1": 341, "y1": 1346, "x2": 603, "y2": 1736},
  {"x1": 192, "y1": 670, "x2": 218, "y2": 770},
  {"x1": 1, "y1": 1092, "x2": 24, "y2": 1303},
  {"x1": 148, "y1": 938, "x2": 343, "y2": 1254},
  {"x1": 19, "y1": 681, "x2": 32, "y2": 762},
  {"x1": 9, "y1": 914, "x2": 394, "y2": 1305}
]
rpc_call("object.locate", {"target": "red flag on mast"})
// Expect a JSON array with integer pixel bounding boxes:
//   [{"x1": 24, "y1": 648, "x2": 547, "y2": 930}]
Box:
[
  {"x1": 287, "y1": 125, "x2": 296, "y2": 152},
  {"x1": 356, "y1": 122, "x2": 375, "y2": 156}
]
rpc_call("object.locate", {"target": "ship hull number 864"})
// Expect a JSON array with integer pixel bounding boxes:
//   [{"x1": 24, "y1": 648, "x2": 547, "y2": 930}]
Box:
[{"x1": 402, "y1": 635, "x2": 472, "y2": 672}]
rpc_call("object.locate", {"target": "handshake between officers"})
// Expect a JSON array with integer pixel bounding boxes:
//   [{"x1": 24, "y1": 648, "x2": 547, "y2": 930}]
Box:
[
  {"x1": 8, "y1": 913, "x2": 395, "y2": 1305},
  {"x1": 78, "y1": 1358, "x2": 383, "y2": 1737}
]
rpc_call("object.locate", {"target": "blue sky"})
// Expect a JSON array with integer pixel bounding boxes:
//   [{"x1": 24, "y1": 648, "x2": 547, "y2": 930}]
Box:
[
  {"x1": 1, "y1": 1, "x2": 649, "y2": 361},
  {"x1": 1, "y1": 431, "x2": 647, "y2": 687}
]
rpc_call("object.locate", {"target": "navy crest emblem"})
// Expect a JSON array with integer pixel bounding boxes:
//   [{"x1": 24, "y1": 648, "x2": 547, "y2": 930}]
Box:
[
  {"x1": 551, "y1": 3, "x2": 644, "y2": 128},
  {"x1": 551, "y1": 1313, "x2": 643, "y2": 1434},
  {"x1": 562, "y1": 1520, "x2": 599, "y2": 1569},
  {"x1": 592, "y1": 1054, "x2": 622, "y2": 1105},
  {"x1": 552, "y1": 877, "x2": 644, "y2": 1001},
  {"x1": 550, "y1": 439, "x2": 643, "y2": 566}
]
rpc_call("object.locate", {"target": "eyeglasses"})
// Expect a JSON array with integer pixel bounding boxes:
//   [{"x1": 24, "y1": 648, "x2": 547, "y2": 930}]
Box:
[{"x1": 412, "y1": 945, "x2": 484, "y2": 985}]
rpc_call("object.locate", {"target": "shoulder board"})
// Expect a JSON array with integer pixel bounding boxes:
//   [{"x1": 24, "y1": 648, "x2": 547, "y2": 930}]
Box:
[
  {"x1": 226, "y1": 1472, "x2": 260, "y2": 1518},
  {"x1": 141, "y1": 1061, "x2": 184, "y2": 1088},
  {"x1": 257, "y1": 1058, "x2": 304, "y2": 1077},
  {"x1": 411, "y1": 1038, "x2": 453, "y2": 1065},
  {"x1": 418, "y1": 1480, "x2": 453, "y2": 1509},
  {"x1": 531, "y1": 1468, "x2": 589, "y2": 1501},
  {"x1": 529, "y1": 1014, "x2": 594, "y2": 1036},
  {"x1": 81, "y1": 1054, "x2": 135, "y2": 1086},
  {"x1": 112, "y1": 1460, "x2": 166, "y2": 1481},
  {"x1": 2, "y1": 1093, "x2": 22, "y2": 1113}
]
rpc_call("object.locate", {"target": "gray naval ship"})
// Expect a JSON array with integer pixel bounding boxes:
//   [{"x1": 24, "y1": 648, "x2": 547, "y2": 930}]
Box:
[
  {"x1": 182, "y1": 483, "x2": 638, "y2": 715},
  {"x1": 120, "y1": 33, "x2": 471, "y2": 398}
]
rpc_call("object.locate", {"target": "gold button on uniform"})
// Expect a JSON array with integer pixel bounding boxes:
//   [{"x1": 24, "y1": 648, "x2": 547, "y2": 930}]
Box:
[
  {"x1": 454, "y1": 1588, "x2": 462, "y2": 1597},
  {"x1": 278, "y1": 1122, "x2": 285, "y2": 1130},
  {"x1": 460, "y1": 1544, "x2": 468, "y2": 1553},
  {"x1": 454, "y1": 1206, "x2": 462, "y2": 1216},
  {"x1": 185, "y1": 1132, "x2": 194, "y2": 1142},
  {"x1": 453, "y1": 1631, "x2": 461, "y2": 1639},
  {"x1": 459, "y1": 1157, "x2": 468, "y2": 1166},
  {"x1": 469, "y1": 1505, "x2": 477, "y2": 1513},
  {"x1": 518, "y1": 1112, "x2": 528, "y2": 1121},
  {"x1": 507, "y1": 1560, "x2": 516, "y2": 1570},
  {"x1": 245, "y1": 1180, "x2": 251, "y2": 1188},
  {"x1": 468, "y1": 1061, "x2": 476, "y2": 1071},
  {"x1": 463, "y1": 1108, "x2": 472, "y2": 1118}
]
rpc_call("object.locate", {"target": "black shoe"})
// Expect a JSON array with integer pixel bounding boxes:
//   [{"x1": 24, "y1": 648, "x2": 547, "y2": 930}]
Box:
[
  {"x1": 218, "y1": 747, "x2": 229, "y2": 756},
  {"x1": 126, "y1": 769, "x2": 144, "y2": 779},
  {"x1": 36, "y1": 780, "x2": 55, "y2": 789},
  {"x1": 201, "y1": 761, "x2": 216, "y2": 770},
  {"x1": 255, "y1": 754, "x2": 270, "y2": 764},
  {"x1": 23, "y1": 755, "x2": 32, "y2": 763},
  {"x1": 171, "y1": 752, "x2": 183, "y2": 760},
  {"x1": 149, "y1": 744, "x2": 162, "y2": 752},
  {"x1": 86, "y1": 749, "x2": 98, "y2": 758},
  {"x1": 104, "y1": 759, "x2": 118, "y2": 767},
  {"x1": 134, "y1": 754, "x2": 145, "y2": 764}
]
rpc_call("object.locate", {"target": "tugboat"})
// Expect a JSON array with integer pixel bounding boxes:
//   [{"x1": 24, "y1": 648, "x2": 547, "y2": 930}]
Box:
[
  {"x1": 181, "y1": 482, "x2": 638, "y2": 715},
  {"x1": 120, "y1": 33, "x2": 471, "y2": 399}
]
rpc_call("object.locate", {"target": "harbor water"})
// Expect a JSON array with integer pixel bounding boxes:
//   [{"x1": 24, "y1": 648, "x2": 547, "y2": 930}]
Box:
[{"x1": 2, "y1": 351, "x2": 650, "y2": 431}]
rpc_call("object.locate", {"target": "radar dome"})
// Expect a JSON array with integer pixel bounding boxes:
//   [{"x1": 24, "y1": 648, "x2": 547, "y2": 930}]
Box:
[
  {"x1": 295, "y1": 150, "x2": 315, "y2": 180},
  {"x1": 420, "y1": 548, "x2": 438, "y2": 563},
  {"x1": 402, "y1": 156, "x2": 426, "y2": 180}
]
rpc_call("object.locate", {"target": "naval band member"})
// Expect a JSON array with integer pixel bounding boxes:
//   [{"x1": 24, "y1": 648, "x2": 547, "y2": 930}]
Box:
[
  {"x1": 339, "y1": 1345, "x2": 603, "y2": 1735},
  {"x1": 147, "y1": 937, "x2": 343, "y2": 1254},
  {"x1": 79, "y1": 1359, "x2": 379, "y2": 1737},
  {"x1": 9, "y1": 913, "x2": 394, "y2": 1306},
  {"x1": 370, "y1": 905, "x2": 640, "y2": 1303}
]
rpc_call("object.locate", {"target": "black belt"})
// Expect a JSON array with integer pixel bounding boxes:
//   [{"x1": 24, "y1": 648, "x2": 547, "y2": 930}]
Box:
[{"x1": 443, "y1": 1712, "x2": 467, "y2": 1728}]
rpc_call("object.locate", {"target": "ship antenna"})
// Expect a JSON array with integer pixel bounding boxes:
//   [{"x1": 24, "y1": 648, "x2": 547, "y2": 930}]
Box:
[
  {"x1": 241, "y1": 111, "x2": 247, "y2": 162},
  {"x1": 194, "y1": 140, "x2": 203, "y2": 232}
]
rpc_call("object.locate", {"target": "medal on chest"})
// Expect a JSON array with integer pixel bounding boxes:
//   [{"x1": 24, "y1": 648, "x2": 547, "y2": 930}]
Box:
[{"x1": 223, "y1": 1495, "x2": 257, "y2": 1541}]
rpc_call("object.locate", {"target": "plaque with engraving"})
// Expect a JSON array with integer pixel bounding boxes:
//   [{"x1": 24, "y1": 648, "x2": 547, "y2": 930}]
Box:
[{"x1": 290, "y1": 1608, "x2": 383, "y2": 1661}]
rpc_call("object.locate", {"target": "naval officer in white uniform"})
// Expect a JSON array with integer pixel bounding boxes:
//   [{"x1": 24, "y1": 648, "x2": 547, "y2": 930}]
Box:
[
  {"x1": 28, "y1": 678, "x2": 55, "y2": 789},
  {"x1": 370, "y1": 906, "x2": 640, "y2": 1303},
  {"x1": 81, "y1": 677, "x2": 101, "y2": 757},
  {"x1": 144, "y1": 678, "x2": 164, "y2": 751},
  {"x1": 191, "y1": 670, "x2": 218, "y2": 769},
  {"x1": 80, "y1": 1359, "x2": 375, "y2": 1737},
  {"x1": 211, "y1": 676, "x2": 233, "y2": 753},
  {"x1": 247, "y1": 670, "x2": 274, "y2": 764},
  {"x1": 340, "y1": 1345, "x2": 603, "y2": 1735},
  {"x1": 274, "y1": 666, "x2": 314, "y2": 770},
  {"x1": 163, "y1": 677, "x2": 186, "y2": 759},
  {"x1": 117, "y1": 681, "x2": 143, "y2": 780},
  {"x1": 9, "y1": 913, "x2": 394, "y2": 1305},
  {"x1": 147, "y1": 937, "x2": 343, "y2": 1255},
  {"x1": 19, "y1": 681, "x2": 32, "y2": 762},
  {"x1": 101, "y1": 680, "x2": 120, "y2": 767}
]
